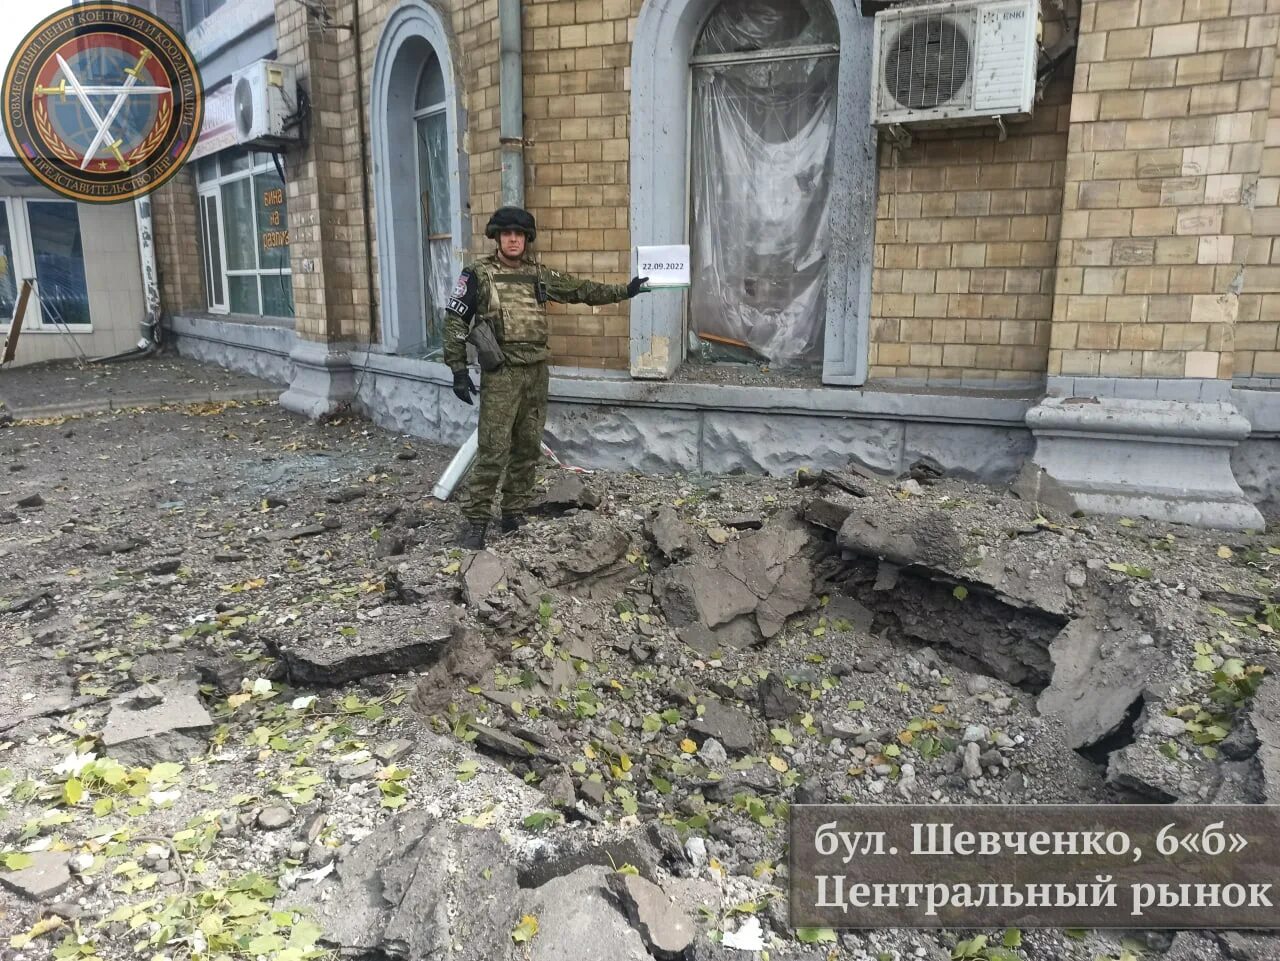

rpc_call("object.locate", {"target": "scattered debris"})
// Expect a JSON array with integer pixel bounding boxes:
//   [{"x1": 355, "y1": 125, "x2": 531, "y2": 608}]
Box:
[
  {"x1": 101, "y1": 678, "x2": 214, "y2": 766},
  {"x1": 0, "y1": 852, "x2": 72, "y2": 901}
]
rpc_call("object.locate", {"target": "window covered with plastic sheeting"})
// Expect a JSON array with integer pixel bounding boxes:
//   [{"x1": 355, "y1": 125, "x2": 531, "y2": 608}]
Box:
[
  {"x1": 412, "y1": 52, "x2": 451, "y2": 360},
  {"x1": 695, "y1": 0, "x2": 838, "y2": 55},
  {"x1": 689, "y1": 0, "x2": 838, "y2": 368}
]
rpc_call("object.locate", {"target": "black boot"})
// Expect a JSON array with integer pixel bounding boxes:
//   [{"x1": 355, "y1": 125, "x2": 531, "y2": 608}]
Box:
[
  {"x1": 457, "y1": 519, "x2": 488, "y2": 550},
  {"x1": 499, "y1": 513, "x2": 527, "y2": 534}
]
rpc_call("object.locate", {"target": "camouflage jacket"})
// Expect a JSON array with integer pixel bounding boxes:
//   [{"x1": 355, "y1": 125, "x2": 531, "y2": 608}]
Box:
[{"x1": 443, "y1": 253, "x2": 629, "y2": 371}]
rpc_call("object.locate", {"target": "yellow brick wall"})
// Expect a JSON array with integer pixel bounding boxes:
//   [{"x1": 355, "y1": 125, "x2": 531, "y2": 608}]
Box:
[
  {"x1": 1048, "y1": 0, "x2": 1280, "y2": 381},
  {"x1": 153, "y1": 167, "x2": 206, "y2": 315},
  {"x1": 522, "y1": 0, "x2": 638, "y2": 370},
  {"x1": 161, "y1": 0, "x2": 1280, "y2": 387},
  {"x1": 316, "y1": 0, "x2": 635, "y2": 367},
  {"x1": 1237, "y1": 29, "x2": 1280, "y2": 379},
  {"x1": 868, "y1": 77, "x2": 1072, "y2": 386}
]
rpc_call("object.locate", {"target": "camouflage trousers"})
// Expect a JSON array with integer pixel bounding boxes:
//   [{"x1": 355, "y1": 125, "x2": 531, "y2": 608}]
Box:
[{"x1": 461, "y1": 360, "x2": 549, "y2": 521}]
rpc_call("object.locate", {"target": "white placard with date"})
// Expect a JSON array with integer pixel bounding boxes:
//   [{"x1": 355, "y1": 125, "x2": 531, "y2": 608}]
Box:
[{"x1": 635, "y1": 245, "x2": 691, "y2": 289}]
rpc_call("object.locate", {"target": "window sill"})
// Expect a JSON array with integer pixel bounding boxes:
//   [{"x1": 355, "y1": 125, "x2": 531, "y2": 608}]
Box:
[{"x1": 0, "y1": 325, "x2": 94, "y2": 335}]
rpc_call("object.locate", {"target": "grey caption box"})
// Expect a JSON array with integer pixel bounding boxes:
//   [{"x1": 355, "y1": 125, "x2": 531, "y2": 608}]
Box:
[{"x1": 789, "y1": 804, "x2": 1280, "y2": 929}]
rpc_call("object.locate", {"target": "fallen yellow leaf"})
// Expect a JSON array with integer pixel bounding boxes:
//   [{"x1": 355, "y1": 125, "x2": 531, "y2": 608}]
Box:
[
  {"x1": 768, "y1": 755, "x2": 789, "y2": 772},
  {"x1": 1217, "y1": 545, "x2": 1233, "y2": 559},
  {"x1": 680, "y1": 738, "x2": 697, "y2": 754},
  {"x1": 9, "y1": 916, "x2": 63, "y2": 949}
]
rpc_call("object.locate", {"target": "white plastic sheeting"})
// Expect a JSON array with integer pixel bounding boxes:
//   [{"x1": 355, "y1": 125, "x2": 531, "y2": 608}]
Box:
[{"x1": 690, "y1": 0, "x2": 838, "y2": 367}]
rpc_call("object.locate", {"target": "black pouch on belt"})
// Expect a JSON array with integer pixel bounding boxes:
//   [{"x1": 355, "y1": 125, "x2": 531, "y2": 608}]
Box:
[{"x1": 467, "y1": 320, "x2": 506, "y2": 372}]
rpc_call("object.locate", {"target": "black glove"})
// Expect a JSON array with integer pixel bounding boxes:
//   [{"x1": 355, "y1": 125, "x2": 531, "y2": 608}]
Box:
[
  {"x1": 627, "y1": 276, "x2": 650, "y2": 299},
  {"x1": 452, "y1": 370, "x2": 478, "y2": 405}
]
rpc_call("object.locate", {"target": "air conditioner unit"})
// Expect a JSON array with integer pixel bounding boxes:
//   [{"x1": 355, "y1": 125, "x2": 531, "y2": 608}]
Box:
[
  {"x1": 872, "y1": 0, "x2": 1040, "y2": 129},
  {"x1": 231, "y1": 59, "x2": 298, "y2": 146}
]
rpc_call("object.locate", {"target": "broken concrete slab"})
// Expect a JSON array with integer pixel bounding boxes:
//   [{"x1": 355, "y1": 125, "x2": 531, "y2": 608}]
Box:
[
  {"x1": 516, "y1": 826, "x2": 670, "y2": 889},
  {"x1": 533, "y1": 473, "x2": 602, "y2": 513},
  {"x1": 462, "y1": 550, "x2": 507, "y2": 606},
  {"x1": 523, "y1": 866, "x2": 648, "y2": 961},
  {"x1": 1220, "y1": 931, "x2": 1280, "y2": 961},
  {"x1": 536, "y1": 521, "x2": 632, "y2": 590},
  {"x1": 1250, "y1": 677, "x2": 1280, "y2": 803},
  {"x1": 837, "y1": 510, "x2": 963, "y2": 572},
  {"x1": 1106, "y1": 743, "x2": 1197, "y2": 803},
  {"x1": 380, "y1": 824, "x2": 519, "y2": 961},
  {"x1": 662, "y1": 567, "x2": 758, "y2": 629},
  {"x1": 469, "y1": 721, "x2": 543, "y2": 760},
  {"x1": 606, "y1": 872, "x2": 696, "y2": 960},
  {"x1": 1009, "y1": 462, "x2": 1079, "y2": 517},
  {"x1": 822, "y1": 594, "x2": 875, "y2": 634},
  {"x1": 757, "y1": 674, "x2": 801, "y2": 720},
  {"x1": 656, "y1": 516, "x2": 814, "y2": 641},
  {"x1": 1037, "y1": 621, "x2": 1160, "y2": 751},
  {"x1": 101, "y1": 678, "x2": 214, "y2": 762},
  {"x1": 690, "y1": 700, "x2": 755, "y2": 754},
  {"x1": 0, "y1": 851, "x2": 72, "y2": 901},
  {"x1": 288, "y1": 811, "x2": 520, "y2": 961},
  {"x1": 678, "y1": 619, "x2": 761, "y2": 656},
  {"x1": 273, "y1": 603, "x2": 454, "y2": 686},
  {"x1": 801, "y1": 496, "x2": 856, "y2": 532},
  {"x1": 648, "y1": 507, "x2": 696, "y2": 560}
]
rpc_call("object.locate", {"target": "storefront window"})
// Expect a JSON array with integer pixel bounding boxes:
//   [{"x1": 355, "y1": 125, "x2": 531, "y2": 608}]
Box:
[
  {"x1": 196, "y1": 149, "x2": 293, "y2": 318},
  {"x1": 29, "y1": 201, "x2": 90, "y2": 326}
]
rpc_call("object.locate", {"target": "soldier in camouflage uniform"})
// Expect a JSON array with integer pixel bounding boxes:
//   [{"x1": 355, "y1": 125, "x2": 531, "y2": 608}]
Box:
[{"x1": 444, "y1": 206, "x2": 649, "y2": 550}]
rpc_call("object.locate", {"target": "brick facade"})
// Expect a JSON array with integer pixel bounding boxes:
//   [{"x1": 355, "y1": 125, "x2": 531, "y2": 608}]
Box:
[
  {"x1": 155, "y1": 0, "x2": 1280, "y2": 389},
  {"x1": 1049, "y1": 0, "x2": 1280, "y2": 382},
  {"x1": 868, "y1": 77, "x2": 1071, "y2": 387}
]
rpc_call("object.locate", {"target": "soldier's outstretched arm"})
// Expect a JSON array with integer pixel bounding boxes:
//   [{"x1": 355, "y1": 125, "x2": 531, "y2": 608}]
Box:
[
  {"x1": 542, "y1": 266, "x2": 630, "y2": 307},
  {"x1": 443, "y1": 268, "x2": 479, "y2": 372}
]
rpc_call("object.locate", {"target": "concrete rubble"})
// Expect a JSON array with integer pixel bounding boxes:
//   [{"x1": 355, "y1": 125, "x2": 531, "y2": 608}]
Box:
[
  {"x1": 100, "y1": 678, "x2": 215, "y2": 766},
  {"x1": 2, "y1": 395, "x2": 1278, "y2": 961}
]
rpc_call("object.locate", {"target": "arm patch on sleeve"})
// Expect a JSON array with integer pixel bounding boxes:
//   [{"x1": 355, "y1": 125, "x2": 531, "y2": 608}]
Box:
[{"x1": 446, "y1": 269, "x2": 477, "y2": 319}]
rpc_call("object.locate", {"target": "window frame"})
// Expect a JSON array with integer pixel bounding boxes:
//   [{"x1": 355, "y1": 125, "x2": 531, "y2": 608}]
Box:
[
  {"x1": 183, "y1": 0, "x2": 227, "y2": 30},
  {"x1": 0, "y1": 197, "x2": 94, "y2": 333},
  {"x1": 196, "y1": 149, "x2": 293, "y2": 319}
]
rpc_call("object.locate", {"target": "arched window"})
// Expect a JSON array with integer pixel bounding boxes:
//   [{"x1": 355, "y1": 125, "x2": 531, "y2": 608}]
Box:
[
  {"x1": 689, "y1": 0, "x2": 839, "y2": 368},
  {"x1": 630, "y1": 0, "x2": 875, "y2": 384}
]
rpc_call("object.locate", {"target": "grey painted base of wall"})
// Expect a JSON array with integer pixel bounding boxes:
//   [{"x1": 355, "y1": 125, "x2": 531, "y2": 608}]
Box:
[
  {"x1": 1028, "y1": 396, "x2": 1264, "y2": 531},
  {"x1": 170, "y1": 315, "x2": 296, "y2": 386},
  {"x1": 170, "y1": 317, "x2": 1278, "y2": 528},
  {"x1": 347, "y1": 350, "x2": 1035, "y2": 483},
  {"x1": 279, "y1": 341, "x2": 356, "y2": 420}
]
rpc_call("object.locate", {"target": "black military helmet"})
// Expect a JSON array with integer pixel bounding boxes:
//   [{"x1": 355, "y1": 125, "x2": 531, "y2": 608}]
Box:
[{"x1": 485, "y1": 206, "x2": 537, "y2": 243}]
